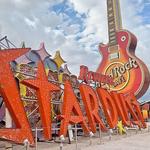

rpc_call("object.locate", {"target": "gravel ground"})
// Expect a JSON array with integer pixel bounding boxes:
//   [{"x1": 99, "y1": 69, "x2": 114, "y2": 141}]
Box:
[{"x1": 0, "y1": 127, "x2": 150, "y2": 150}]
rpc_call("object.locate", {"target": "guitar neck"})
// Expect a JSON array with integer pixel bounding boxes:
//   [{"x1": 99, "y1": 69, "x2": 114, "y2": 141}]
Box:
[{"x1": 107, "y1": 0, "x2": 122, "y2": 46}]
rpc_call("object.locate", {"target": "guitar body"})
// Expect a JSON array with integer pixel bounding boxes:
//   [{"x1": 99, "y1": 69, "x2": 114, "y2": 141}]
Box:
[{"x1": 97, "y1": 30, "x2": 150, "y2": 98}]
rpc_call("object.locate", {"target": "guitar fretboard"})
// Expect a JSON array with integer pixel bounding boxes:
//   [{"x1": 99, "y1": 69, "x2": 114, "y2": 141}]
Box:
[{"x1": 107, "y1": 0, "x2": 122, "y2": 46}]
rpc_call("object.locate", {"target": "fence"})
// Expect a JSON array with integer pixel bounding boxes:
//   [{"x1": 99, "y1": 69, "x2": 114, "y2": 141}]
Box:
[{"x1": 0, "y1": 123, "x2": 150, "y2": 150}]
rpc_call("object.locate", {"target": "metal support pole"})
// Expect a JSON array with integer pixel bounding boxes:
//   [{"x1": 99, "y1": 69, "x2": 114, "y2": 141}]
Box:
[
  {"x1": 89, "y1": 131, "x2": 94, "y2": 145},
  {"x1": 116, "y1": 127, "x2": 119, "y2": 135},
  {"x1": 109, "y1": 129, "x2": 112, "y2": 140},
  {"x1": 75, "y1": 124, "x2": 78, "y2": 150},
  {"x1": 24, "y1": 139, "x2": 29, "y2": 150},
  {"x1": 35, "y1": 127, "x2": 38, "y2": 150},
  {"x1": 124, "y1": 127, "x2": 128, "y2": 136},
  {"x1": 98, "y1": 124, "x2": 102, "y2": 144},
  {"x1": 60, "y1": 135, "x2": 65, "y2": 150},
  {"x1": 60, "y1": 141, "x2": 63, "y2": 150},
  {"x1": 139, "y1": 127, "x2": 142, "y2": 134},
  {"x1": 136, "y1": 128, "x2": 138, "y2": 134},
  {"x1": 148, "y1": 125, "x2": 150, "y2": 132},
  {"x1": 68, "y1": 124, "x2": 74, "y2": 143},
  {"x1": 26, "y1": 143, "x2": 29, "y2": 150},
  {"x1": 5, "y1": 108, "x2": 13, "y2": 150}
]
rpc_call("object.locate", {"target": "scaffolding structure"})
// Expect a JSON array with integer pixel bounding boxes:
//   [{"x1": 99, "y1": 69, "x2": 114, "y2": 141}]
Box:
[{"x1": 0, "y1": 36, "x2": 16, "y2": 49}]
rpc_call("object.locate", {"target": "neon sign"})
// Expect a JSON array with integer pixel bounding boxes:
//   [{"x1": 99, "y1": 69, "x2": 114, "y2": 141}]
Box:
[
  {"x1": 0, "y1": 48, "x2": 146, "y2": 145},
  {"x1": 79, "y1": 65, "x2": 114, "y2": 85},
  {"x1": 104, "y1": 58, "x2": 138, "y2": 91}
]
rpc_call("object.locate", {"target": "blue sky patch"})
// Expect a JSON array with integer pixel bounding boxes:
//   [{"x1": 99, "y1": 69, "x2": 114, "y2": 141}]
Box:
[
  {"x1": 50, "y1": 0, "x2": 86, "y2": 34},
  {"x1": 141, "y1": 3, "x2": 150, "y2": 24},
  {"x1": 137, "y1": 1, "x2": 150, "y2": 24}
]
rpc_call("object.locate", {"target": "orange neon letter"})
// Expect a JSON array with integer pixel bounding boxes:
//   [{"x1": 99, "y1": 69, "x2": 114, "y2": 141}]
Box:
[
  {"x1": 21, "y1": 61, "x2": 60, "y2": 140},
  {"x1": 96, "y1": 88, "x2": 118, "y2": 128},
  {"x1": 0, "y1": 48, "x2": 34, "y2": 144},
  {"x1": 124, "y1": 93, "x2": 146, "y2": 128},
  {"x1": 59, "y1": 81, "x2": 89, "y2": 137},
  {"x1": 111, "y1": 92, "x2": 130, "y2": 126},
  {"x1": 79, "y1": 84, "x2": 107, "y2": 132}
]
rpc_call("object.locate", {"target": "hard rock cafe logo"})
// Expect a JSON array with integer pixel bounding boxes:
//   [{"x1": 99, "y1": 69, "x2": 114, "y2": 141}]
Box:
[{"x1": 104, "y1": 58, "x2": 138, "y2": 91}]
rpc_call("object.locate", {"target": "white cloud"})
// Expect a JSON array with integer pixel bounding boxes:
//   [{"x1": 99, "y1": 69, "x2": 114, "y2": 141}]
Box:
[
  {"x1": 0, "y1": 0, "x2": 149, "y2": 99},
  {"x1": 63, "y1": 24, "x2": 80, "y2": 35},
  {"x1": 24, "y1": 17, "x2": 36, "y2": 28}
]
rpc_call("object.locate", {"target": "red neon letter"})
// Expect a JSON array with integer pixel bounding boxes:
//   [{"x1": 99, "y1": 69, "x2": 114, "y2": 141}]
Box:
[
  {"x1": 79, "y1": 84, "x2": 107, "y2": 132},
  {"x1": 124, "y1": 93, "x2": 146, "y2": 128},
  {"x1": 0, "y1": 48, "x2": 34, "y2": 144},
  {"x1": 96, "y1": 88, "x2": 118, "y2": 128},
  {"x1": 59, "y1": 81, "x2": 89, "y2": 137},
  {"x1": 78, "y1": 65, "x2": 88, "y2": 82},
  {"x1": 111, "y1": 92, "x2": 130, "y2": 126},
  {"x1": 21, "y1": 61, "x2": 60, "y2": 140}
]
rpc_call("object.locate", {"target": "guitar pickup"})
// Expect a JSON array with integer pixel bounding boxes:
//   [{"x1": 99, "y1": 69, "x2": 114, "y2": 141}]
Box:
[{"x1": 109, "y1": 52, "x2": 120, "y2": 60}]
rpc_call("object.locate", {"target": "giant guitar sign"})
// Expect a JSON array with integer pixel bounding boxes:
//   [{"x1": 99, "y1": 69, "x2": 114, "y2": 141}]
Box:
[
  {"x1": 97, "y1": 0, "x2": 150, "y2": 98},
  {"x1": 0, "y1": 0, "x2": 149, "y2": 146}
]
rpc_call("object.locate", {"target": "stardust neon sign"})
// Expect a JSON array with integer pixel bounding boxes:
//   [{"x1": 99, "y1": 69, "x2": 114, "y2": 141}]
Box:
[{"x1": 0, "y1": 48, "x2": 146, "y2": 145}]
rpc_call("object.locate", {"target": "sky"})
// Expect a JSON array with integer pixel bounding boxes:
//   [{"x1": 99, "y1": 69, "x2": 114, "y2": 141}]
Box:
[{"x1": 0, "y1": 0, "x2": 150, "y2": 101}]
